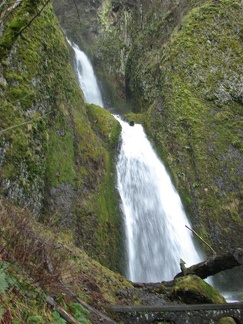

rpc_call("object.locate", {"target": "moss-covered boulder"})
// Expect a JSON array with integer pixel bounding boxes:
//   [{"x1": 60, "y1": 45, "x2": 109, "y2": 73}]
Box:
[{"x1": 170, "y1": 275, "x2": 226, "y2": 304}]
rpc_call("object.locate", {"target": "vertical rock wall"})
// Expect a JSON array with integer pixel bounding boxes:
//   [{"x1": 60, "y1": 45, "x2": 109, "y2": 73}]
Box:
[
  {"x1": 53, "y1": 0, "x2": 243, "y2": 252},
  {"x1": 0, "y1": 0, "x2": 123, "y2": 272}
]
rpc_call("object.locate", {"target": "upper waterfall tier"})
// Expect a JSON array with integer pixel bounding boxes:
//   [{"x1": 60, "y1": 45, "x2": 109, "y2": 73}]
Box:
[{"x1": 68, "y1": 39, "x2": 104, "y2": 107}]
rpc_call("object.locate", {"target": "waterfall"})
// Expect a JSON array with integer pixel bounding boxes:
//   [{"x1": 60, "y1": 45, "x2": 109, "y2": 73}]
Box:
[
  {"x1": 70, "y1": 41, "x2": 202, "y2": 282},
  {"x1": 68, "y1": 39, "x2": 104, "y2": 107},
  {"x1": 116, "y1": 117, "x2": 202, "y2": 282}
]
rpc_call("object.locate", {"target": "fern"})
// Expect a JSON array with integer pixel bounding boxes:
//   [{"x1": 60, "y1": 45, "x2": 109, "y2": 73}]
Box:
[
  {"x1": 0, "y1": 270, "x2": 9, "y2": 293},
  {"x1": 27, "y1": 315, "x2": 43, "y2": 323},
  {"x1": 0, "y1": 305, "x2": 5, "y2": 321},
  {"x1": 51, "y1": 311, "x2": 67, "y2": 324},
  {"x1": 71, "y1": 303, "x2": 90, "y2": 323}
]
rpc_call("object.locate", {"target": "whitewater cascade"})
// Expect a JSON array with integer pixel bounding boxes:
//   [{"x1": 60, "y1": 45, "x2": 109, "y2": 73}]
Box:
[
  {"x1": 116, "y1": 118, "x2": 202, "y2": 282},
  {"x1": 68, "y1": 40, "x2": 104, "y2": 107},
  {"x1": 70, "y1": 41, "x2": 202, "y2": 283}
]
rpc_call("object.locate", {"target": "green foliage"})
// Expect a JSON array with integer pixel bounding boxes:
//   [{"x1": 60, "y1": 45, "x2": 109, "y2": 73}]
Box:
[
  {"x1": 51, "y1": 311, "x2": 67, "y2": 323},
  {"x1": 0, "y1": 305, "x2": 4, "y2": 321},
  {"x1": 27, "y1": 315, "x2": 44, "y2": 323},
  {"x1": 134, "y1": 0, "x2": 243, "y2": 249},
  {"x1": 0, "y1": 261, "x2": 55, "y2": 322},
  {"x1": 70, "y1": 303, "x2": 90, "y2": 323},
  {"x1": 0, "y1": 269, "x2": 9, "y2": 293}
]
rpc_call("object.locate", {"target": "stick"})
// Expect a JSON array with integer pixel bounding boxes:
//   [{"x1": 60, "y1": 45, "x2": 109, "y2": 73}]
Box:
[{"x1": 185, "y1": 225, "x2": 216, "y2": 256}]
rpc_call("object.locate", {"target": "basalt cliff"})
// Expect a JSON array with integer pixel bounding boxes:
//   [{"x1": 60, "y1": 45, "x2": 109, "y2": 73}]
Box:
[
  {"x1": 53, "y1": 0, "x2": 243, "y2": 252},
  {"x1": 0, "y1": 0, "x2": 242, "y2": 322}
]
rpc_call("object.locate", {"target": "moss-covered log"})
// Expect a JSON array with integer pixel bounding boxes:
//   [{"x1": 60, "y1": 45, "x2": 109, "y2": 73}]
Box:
[{"x1": 175, "y1": 248, "x2": 243, "y2": 279}]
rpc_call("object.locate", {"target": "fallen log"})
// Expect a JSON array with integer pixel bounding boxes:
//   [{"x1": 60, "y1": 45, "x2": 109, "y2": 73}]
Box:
[
  {"x1": 46, "y1": 296, "x2": 80, "y2": 324},
  {"x1": 174, "y1": 248, "x2": 243, "y2": 279},
  {"x1": 75, "y1": 298, "x2": 117, "y2": 324}
]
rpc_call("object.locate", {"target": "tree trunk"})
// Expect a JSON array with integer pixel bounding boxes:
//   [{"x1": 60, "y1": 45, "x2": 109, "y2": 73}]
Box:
[{"x1": 174, "y1": 248, "x2": 243, "y2": 279}]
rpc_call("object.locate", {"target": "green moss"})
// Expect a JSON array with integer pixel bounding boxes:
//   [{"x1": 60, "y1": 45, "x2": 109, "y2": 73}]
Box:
[
  {"x1": 98, "y1": 0, "x2": 112, "y2": 32},
  {"x1": 9, "y1": 16, "x2": 27, "y2": 31},
  {"x1": 123, "y1": 112, "x2": 145, "y2": 125},
  {"x1": 137, "y1": 0, "x2": 243, "y2": 250},
  {"x1": 171, "y1": 275, "x2": 226, "y2": 304},
  {"x1": 0, "y1": 0, "x2": 34, "y2": 57},
  {"x1": 72, "y1": 104, "x2": 123, "y2": 271},
  {"x1": 45, "y1": 127, "x2": 76, "y2": 187},
  {"x1": 85, "y1": 103, "x2": 121, "y2": 148},
  {"x1": 6, "y1": 86, "x2": 35, "y2": 108}
]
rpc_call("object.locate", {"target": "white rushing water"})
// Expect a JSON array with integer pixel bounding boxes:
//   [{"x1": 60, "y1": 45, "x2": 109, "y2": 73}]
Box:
[
  {"x1": 70, "y1": 41, "x2": 203, "y2": 283},
  {"x1": 68, "y1": 39, "x2": 104, "y2": 107},
  {"x1": 116, "y1": 117, "x2": 202, "y2": 282}
]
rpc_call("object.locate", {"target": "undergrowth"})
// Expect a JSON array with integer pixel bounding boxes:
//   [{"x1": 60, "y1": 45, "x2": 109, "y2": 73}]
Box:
[{"x1": 0, "y1": 199, "x2": 91, "y2": 323}]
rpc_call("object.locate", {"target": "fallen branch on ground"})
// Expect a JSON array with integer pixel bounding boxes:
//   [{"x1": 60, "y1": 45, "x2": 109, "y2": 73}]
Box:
[{"x1": 46, "y1": 296, "x2": 80, "y2": 324}]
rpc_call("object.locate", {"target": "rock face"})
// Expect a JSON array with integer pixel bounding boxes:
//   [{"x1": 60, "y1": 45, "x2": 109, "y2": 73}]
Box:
[
  {"x1": 0, "y1": 0, "x2": 123, "y2": 272},
  {"x1": 1, "y1": 0, "x2": 242, "y2": 275},
  {"x1": 52, "y1": 0, "x2": 102, "y2": 46},
  {"x1": 53, "y1": 0, "x2": 243, "y2": 253},
  {"x1": 140, "y1": 0, "x2": 243, "y2": 252}
]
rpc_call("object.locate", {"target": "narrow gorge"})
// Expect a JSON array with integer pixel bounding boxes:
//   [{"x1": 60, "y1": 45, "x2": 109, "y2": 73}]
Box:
[
  {"x1": 0, "y1": 0, "x2": 242, "y2": 322},
  {"x1": 70, "y1": 41, "x2": 202, "y2": 283}
]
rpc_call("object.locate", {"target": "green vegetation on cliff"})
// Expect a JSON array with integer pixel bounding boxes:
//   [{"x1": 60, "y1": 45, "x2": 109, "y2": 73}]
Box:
[
  {"x1": 91, "y1": 0, "x2": 243, "y2": 252},
  {"x1": 0, "y1": 0, "x2": 129, "y2": 320},
  {"x1": 0, "y1": 0, "x2": 237, "y2": 320},
  {"x1": 0, "y1": 199, "x2": 135, "y2": 322},
  {"x1": 0, "y1": 0, "x2": 122, "y2": 273},
  {"x1": 143, "y1": 0, "x2": 243, "y2": 250}
]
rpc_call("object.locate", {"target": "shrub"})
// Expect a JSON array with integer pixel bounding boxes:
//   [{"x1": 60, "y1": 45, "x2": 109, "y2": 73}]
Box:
[{"x1": 0, "y1": 199, "x2": 67, "y2": 286}]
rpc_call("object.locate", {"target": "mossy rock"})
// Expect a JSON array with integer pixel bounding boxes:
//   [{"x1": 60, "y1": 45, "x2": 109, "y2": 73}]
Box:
[
  {"x1": 123, "y1": 112, "x2": 145, "y2": 125},
  {"x1": 85, "y1": 103, "x2": 121, "y2": 149},
  {"x1": 218, "y1": 317, "x2": 237, "y2": 324},
  {"x1": 171, "y1": 275, "x2": 226, "y2": 304}
]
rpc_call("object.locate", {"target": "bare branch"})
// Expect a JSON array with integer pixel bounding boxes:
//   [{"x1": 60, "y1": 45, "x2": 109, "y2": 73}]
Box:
[
  {"x1": 16, "y1": 0, "x2": 50, "y2": 37},
  {"x1": 185, "y1": 225, "x2": 216, "y2": 256}
]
